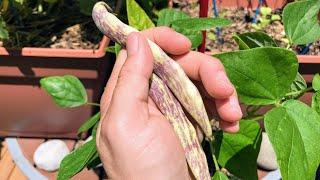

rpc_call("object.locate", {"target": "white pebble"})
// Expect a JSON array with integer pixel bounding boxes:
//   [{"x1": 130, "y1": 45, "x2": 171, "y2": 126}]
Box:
[
  {"x1": 257, "y1": 132, "x2": 278, "y2": 170},
  {"x1": 33, "y1": 140, "x2": 70, "y2": 172}
]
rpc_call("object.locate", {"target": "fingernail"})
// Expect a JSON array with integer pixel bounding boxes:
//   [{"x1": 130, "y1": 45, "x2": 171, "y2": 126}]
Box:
[
  {"x1": 127, "y1": 33, "x2": 139, "y2": 56},
  {"x1": 229, "y1": 96, "x2": 243, "y2": 118},
  {"x1": 217, "y1": 71, "x2": 234, "y2": 91}
]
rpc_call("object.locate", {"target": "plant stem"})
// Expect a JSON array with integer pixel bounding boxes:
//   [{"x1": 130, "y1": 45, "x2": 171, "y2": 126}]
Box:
[
  {"x1": 286, "y1": 43, "x2": 291, "y2": 49},
  {"x1": 208, "y1": 139, "x2": 220, "y2": 171},
  {"x1": 285, "y1": 86, "x2": 313, "y2": 98},
  {"x1": 244, "y1": 115, "x2": 264, "y2": 121},
  {"x1": 86, "y1": 102, "x2": 100, "y2": 107}
]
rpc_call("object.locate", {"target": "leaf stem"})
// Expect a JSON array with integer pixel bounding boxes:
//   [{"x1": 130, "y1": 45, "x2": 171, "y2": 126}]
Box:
[
  {"x1": 284, "y1": 86, "x2": 313, "y2": 98},
  {"x1": 86, "y1": 102, "x2": 101, "y2": 107},
  {"x1": 208, "y1": 139, "x2": 220, "y2": 171},
  {"x1": 244, "y1": 115, "x2": 264, "y2": 121}
]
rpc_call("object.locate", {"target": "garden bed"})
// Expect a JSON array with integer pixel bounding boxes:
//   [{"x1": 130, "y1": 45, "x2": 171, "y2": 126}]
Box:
[
  {"x1": 173, "y1": 1, "x2": 320, "y2": 55},
  {"x1": 0, "y1": 0, "x2": 103, "y2": 50}
]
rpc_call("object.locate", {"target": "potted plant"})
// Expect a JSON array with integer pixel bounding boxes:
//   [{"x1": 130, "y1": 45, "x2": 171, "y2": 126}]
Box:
[
  {"x1": 38, "y1": 0, "x2": 320, "y2": 180},
  {"x1": 0, "y1": 0, "x2": 116, "y2": 138}
]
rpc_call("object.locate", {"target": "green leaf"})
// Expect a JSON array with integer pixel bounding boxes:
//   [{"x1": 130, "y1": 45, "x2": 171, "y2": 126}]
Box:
[
  {"x1": 260, "y1": 7, "x2": 272, "y2": 16},
  {"x1": 291, "y1": 73, "x2": 307, "y2": 92},
  {"x1": 265, "y1": 100, "x2": 320, "y2": 180},
  {"x1": 92, "y1": 122, "x2": 99, "y2": 138},
  {"x1": 0, "y1": 17, "x2": 9, "y2": 40},
  {"x1": 214, "y1": 48, "x2": 298, "y2": 105},
  {"x1": 157, "y1": 8, "x2": 189, "y2": 26},
  {"x1": 212, "y1": 171, "x2": 229, "y2": 180},
  {"x1": 105, "y1": 43, "x2": 122, "y2": 56},
  {"x1": 171, "y1": 18, "x2": 231, "y2": 31},
  {"x1": 214, "y1": 121, "x2": 262, "y2": 180},
  {"x1": 271, "y1": 14, "x2": 281, "y2": 21},
  {"x1": 233, "y1": 32, "x2": 278, "y2": 50},
  {"x1": 312, "y1": 73, "x2": 320, "y2": 91},
  {"x1": 283, "y1": 0, "x2": 320, "y2": 45},
  {"x1": 87, "y1": 151, "x2": 101, "y2": 169},
  {"x1": 288, "y1": 73, "x2": 307, "y2": 99},
  {"x1": 156, "y1": 9, "x2": 204, "y2": 48},
  {"x1": 127, "y1": 0, "x2": 155, "y2": 30},
  {"x1": 44, "y1": 0, "x2": 58, "y2": 3},
  {"x1": 312, "y1": 91, "x2": 320, "y2": 114},
  {"x1": 57, "y1": 139, "x2": 97, "y2": 180},
  {"x1": 114, "y1": 43, "x2": 122, "y2": 56},
  {"x1": 79, "y1": 0, "x2": 98, "y2": 16},
  {"x1": 77, "y1": 112, "x2": 100, "y2": 135},
  {"x1": 40, "y1": 75, "x2": 87, "y2": 108},
  {"x1": 172, "y1": 26, "x2": 203, "y2": 48}
]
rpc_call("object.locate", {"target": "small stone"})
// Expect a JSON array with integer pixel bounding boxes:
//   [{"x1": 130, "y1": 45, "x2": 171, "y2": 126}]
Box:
[
  {"x1": 257, "y1": 132, "x2": 278, "y2": 170},
  {"x1": 33, "y1": 140, "x2": 70, "y2": 172}
]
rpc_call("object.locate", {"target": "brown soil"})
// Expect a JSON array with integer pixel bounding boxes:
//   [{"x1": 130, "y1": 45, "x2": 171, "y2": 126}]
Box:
[
  {"x1": 0, "y1": 22, "x2": 101, "y2": 49},
  {"x1": 49, "y1": 24, "x2": 100, "y2": 49},
  {"x1": 173, "y1": 1, "x2": 320, "y2": 55}
]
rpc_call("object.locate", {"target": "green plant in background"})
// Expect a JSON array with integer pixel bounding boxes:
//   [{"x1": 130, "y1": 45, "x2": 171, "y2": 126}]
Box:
[
  {"x1": 251, "y1": 7, "x2": 281, "y2": 30},
  {"x1": 40, "y1": 0, "x2": 320, "y2": 179}
]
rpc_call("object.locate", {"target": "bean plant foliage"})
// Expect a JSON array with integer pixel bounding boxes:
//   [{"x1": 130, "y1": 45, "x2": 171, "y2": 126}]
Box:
[{"x1": 39, "y1": 0, "x2": 320, "y2": 179}]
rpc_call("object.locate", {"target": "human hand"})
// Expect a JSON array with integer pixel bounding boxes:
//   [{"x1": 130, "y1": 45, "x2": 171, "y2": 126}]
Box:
[{"x1": 96, "y1": 27, "x2": 242, "y2": 179}]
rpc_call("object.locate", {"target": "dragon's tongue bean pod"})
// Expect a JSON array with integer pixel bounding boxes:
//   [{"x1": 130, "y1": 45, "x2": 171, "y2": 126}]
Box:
[
  {"x1": 92, "y1": 2, "x2": 212, "y2": 138},
  {"x1": 149, "y1": 74, "x2": 210, "y2": 180}
]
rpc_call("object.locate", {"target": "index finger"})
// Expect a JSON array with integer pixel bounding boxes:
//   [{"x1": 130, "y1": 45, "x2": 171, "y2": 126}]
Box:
[{"x1": 142, "y1": 27, "x2": 191, "y2": 55}]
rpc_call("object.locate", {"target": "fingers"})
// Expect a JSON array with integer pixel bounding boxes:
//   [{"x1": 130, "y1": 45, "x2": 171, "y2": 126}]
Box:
[
  {"x1": 174, "y1": 51, "x2": 234, "y2": 99},
  {"x1": 100, "y1": 50, "x2": 127, "y2": 115},
  {"x1": 108, "y1": 32, "x2": 153, "y2": 126},
  {"x1": 215, "y1": 91, "x2": 242, "y2": 132},
  {"x1": 220, "y1": 121, "x2": 239, "y2": 133},
  {"x1": 142, "y1": 27, "x2": 191, "y2": 55}
]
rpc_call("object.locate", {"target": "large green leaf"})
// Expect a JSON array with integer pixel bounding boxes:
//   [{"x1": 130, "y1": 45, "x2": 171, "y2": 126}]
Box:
[
  {"x1": 157, "y1": 8, "x2": 189, "y2": 26},
  {"x1": 172, "y1": 26, "x2": 203, "y2": 48},
  {"x1": 77, "y1": 112, "x2": 100, "y2": 135},
  {"x1": 288, "y1": 73, "x2": 307, "y2": 99},
  {"x1": 171, "y1": 18, "x2": 231, "y2": 31},
  {"x1": 312, "y1": 73, "x2": 320, "y2": 91},
  {"x1": 0, "y1": 17, "x2": 9, "y2": 40},
  {"x1": 233, "y1": 32, "x2": 278, "y2": 50},
  {"x1": 291, "y1": 73, "x2": 307, "y2": 92},
  {"x1": 57, "y1": 139, "x2": 97, "y2": 180},
  {"x1": 214, "y1": 121, "x2": 262, "y2": 180},
  {"x1": 212, "y1": 171, "x2": 229, "y2": 180},
  {"x1": 40, "y1": 75, "x2": 87, "y2": 108},
  {"x1": 214, "y1": 48, "x2": 298, "y2": 105},
  {"x1": 312, "y1": 91, "x2": 320, "y2": 114},
  {"x1": 283, "y1": 0, "x2": 320, "y2": 45},
  {"x1": 127, "y1": 0, "x2": 155, "y2": 30},
  {"x1": 265, "y1": 100, "x2": 320, "y2": 180}
]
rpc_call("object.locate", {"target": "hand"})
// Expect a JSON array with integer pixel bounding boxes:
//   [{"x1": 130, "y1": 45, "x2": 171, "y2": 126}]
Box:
[{"x1": 96, "y1": 27, "x2": 242, "y2": 179}]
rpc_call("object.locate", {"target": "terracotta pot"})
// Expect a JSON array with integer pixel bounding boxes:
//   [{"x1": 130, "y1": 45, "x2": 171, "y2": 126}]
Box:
[{"x1": 0, "y1": 36, "x2": 114, "y2": 139}]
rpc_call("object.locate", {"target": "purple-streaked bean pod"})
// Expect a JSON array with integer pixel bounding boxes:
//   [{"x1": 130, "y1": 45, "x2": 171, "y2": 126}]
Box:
[
  {"x1": 149, "y1": 74, "x2": 210, "y2": 180},
  {"x1": 92, "y1": 1, "x2": 212, "y2": 138}
]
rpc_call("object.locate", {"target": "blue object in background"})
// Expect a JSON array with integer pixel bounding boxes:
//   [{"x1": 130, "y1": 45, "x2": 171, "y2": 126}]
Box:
[
  {"x1": 299, "y1": 43, "x2": 312, "y2": 55},
  {"x1": 213, "y1": 0, "x2": 222, "y2": 44},
  {"x1": 252, "y1": 0, "x2": 264, "y2": 24}
]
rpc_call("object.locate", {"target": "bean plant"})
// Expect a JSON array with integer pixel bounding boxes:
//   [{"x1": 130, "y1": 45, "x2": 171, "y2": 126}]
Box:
[{"x1": 40, "y1": 0, "x2": 320, "y2": 179}]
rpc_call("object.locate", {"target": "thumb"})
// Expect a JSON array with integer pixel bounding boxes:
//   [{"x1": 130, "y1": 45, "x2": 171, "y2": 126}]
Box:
[{"x1": 109, "y1": 32, "x2": 153, "y2": 120}]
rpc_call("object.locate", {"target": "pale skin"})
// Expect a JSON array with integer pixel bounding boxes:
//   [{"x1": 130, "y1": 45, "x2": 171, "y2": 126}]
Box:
[{"x1": 96, "y1": 27, "x2": 243, "y2": 179}]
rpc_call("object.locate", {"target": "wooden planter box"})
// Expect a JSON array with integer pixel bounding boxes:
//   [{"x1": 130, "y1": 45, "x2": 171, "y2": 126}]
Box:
[{"x1": 0, "y1": 36, "x2": 114, "y2": 139}]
